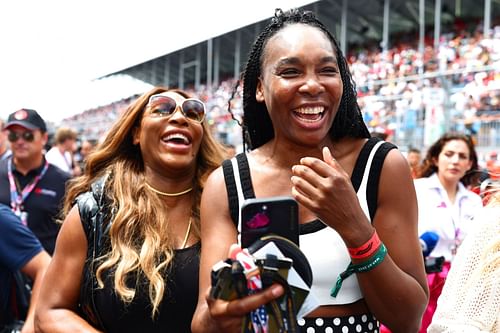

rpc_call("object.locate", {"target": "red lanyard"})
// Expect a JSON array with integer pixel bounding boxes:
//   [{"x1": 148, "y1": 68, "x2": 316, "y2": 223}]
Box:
[{"x1": 8, "y1": 158, "x2": 49, "y2": 224}]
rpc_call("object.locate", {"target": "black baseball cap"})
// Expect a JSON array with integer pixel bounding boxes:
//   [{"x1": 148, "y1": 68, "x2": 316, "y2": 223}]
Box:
[{"x1": 5, "y1": 108, "x2": 47, "y2": 132}]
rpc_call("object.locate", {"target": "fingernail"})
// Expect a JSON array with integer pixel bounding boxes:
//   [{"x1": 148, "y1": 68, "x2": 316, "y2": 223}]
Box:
[{"x1": 271, "y1": 284, "x2": 284, "y2": 297}]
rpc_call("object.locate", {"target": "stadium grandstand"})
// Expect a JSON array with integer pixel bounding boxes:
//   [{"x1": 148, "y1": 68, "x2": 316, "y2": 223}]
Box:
[{"x1": 61, "y1": 0, "x2": 500, "y2": 161}]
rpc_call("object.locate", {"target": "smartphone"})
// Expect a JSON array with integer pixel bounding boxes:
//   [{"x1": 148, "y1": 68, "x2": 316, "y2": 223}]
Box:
[{"x1": 240, "y1": 196, "x2": 299, "y2": 248}]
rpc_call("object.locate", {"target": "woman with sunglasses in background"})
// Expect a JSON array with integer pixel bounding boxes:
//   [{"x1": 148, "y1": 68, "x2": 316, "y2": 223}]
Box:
[{"x1": 35, "y1": 87, "x2": 226, "y2": 332}]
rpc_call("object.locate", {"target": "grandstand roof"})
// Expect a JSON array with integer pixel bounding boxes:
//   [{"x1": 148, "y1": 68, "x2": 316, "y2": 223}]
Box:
[
  {"x1": 106, "y1": 0, "x2": 497, "y2": 87},
  {"x1": 100, "y1": 0, "x2": 319, "y2": 78}
]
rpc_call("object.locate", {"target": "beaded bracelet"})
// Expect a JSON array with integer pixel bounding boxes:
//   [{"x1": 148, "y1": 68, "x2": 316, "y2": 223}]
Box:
[
  {"x1": 347, "y1": 230, "x2": 381, "y2": 259},
  {"x1": 331, "y1": 243, "x2": 388, "y2": 297}
]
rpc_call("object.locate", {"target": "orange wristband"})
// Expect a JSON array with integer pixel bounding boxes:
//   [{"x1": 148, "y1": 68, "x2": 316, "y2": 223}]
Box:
[{"x1": 348, "y1": 231, "x2": 381, "y2": 259}]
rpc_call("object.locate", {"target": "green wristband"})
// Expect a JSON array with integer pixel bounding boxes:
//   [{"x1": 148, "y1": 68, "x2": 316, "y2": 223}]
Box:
[{"x1": 330, "y1": 243, "x2": 388, "y2": 297}]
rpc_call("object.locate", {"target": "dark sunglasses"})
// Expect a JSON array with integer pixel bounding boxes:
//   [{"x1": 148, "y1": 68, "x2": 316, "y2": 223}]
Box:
[
  {"x1": 8, "y1": 131, "x2": 35, "y2": 143},
  {"x1": 147, "y1": 95, "x2": 206, "y2": 123}
]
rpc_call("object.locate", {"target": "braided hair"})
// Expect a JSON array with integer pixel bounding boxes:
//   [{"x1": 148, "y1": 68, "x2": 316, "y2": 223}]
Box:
[{"x1": 239, "y1": 8, "x2": 370, "y2": 150}]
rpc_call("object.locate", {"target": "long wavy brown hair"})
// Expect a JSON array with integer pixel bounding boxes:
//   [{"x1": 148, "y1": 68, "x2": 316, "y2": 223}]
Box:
[
  {"x1": 62, "y1": 86, "x2": 225, "y2": 317},
  {"x1": 417, "y1": 132, "x2": 479, "y2": 187}
]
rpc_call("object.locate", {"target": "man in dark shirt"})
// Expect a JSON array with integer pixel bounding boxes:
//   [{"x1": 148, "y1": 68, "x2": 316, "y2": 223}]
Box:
[
  {"x1": 0, "y1": 108, "x2": 70, "y2": 255},
  {"x1": 0, "y1": 204, "x2": 50, "y2": 332}
]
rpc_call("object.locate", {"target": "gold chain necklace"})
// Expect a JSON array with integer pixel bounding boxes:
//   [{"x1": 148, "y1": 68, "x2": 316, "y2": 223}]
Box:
[
  {"x1": 180, "y1": 217, "x2": 192, "y2": 249},
  {"x1": 146, "y1": 183, "x2": 193, "y2": 197}
]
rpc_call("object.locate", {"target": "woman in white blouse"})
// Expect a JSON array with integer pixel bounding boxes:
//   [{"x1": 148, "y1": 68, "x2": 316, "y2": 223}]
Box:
[
  {"x1": 429, "y1": 189, "x2": 499, "y2": 332},
  {"x1": 414, "y1": 132, "x2": 483, "y2": 332}
]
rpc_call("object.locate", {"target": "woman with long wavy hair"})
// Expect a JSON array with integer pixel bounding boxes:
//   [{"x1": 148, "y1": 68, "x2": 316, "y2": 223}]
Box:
[{"x1": 35, "y1": 87, "x2": 226, "y2": 332}]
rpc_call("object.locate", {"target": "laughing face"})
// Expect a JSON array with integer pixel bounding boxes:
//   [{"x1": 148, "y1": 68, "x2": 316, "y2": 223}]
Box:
[
  {"x1": 256, "y1": 24, "x2": 342, "y2": 147},
  {"x1": 133, "y1": 91, "x2": 204, "y2": 176}
]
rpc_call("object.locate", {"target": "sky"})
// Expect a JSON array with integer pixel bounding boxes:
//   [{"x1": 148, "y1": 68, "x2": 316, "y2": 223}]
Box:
[{"x1": 0, "y1": 0, "x2": 316, "y2": 124}]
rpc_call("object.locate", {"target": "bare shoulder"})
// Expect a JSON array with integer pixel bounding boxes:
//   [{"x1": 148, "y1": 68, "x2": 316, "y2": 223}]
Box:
[
  {"x1": 201, "y1": 165, "x2": 231, "y2": 220},
  {"x1": 203, "y1": 165, "x2": 226, "y2": 197},
  {"x1": 49, "y1": 205, "x2": 88, "y2": 267},
  {"x1": 381, "y1": 147, "x2": 414, "y2": 182},
  {"x1": 376, "y1": 146, "x2": 417, "y2": 230},
  {"x1": 37, "y1": 205, "x2": 88, "y2": 314}
]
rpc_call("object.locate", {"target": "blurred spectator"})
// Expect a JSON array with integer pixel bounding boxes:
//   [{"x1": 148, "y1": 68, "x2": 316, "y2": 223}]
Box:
[
  {"x1": 224, "y1": 143, "x2": 236, "y2": 158},
  {"x1": 407, "y1": 147, "x2": 422, "y2": 179},
  {"x1": 0, "y1": 118, "x2": 12, "y2": 161},
  {"x1": 486, "y1": 151, "x2": 500, "y2": 180},
  {"x1": 371, "y1": 130, "x2": 388, "y2": 140},
  {"x1": 45, "y1": 127, "x2": 81, "y2": 177},
  {"x1": 0, "y1": 109, "x2": 70, "y2": 255},
  {"x1": 75, "y1": 139, "x2": 96, "y2": 172}
]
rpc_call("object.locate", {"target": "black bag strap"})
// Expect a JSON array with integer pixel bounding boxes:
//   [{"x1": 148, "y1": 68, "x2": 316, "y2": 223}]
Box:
[
  {"x1": 222, "y1": 159, "x2": 239, "y2": 225},
  {"x1": 223, "y1": 153, "x2": 255, "y2": 227},
  {"x1": 236, "y1": 153, "x2": 255, "y2": 200}
]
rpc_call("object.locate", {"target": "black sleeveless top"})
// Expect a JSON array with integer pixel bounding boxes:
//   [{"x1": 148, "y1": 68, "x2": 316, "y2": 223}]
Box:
[{"x1": 76, "y1": 176, "x2": 199, "y2": 332}]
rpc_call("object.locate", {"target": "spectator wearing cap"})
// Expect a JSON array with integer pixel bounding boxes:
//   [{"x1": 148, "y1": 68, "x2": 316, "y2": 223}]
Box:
[
  {"x1": 0, "y1": 118, "x2": 12, "y2": 161},
  {"x1": 45, "y1": 127, "x2": 81, "y2": 177},
  {"x1": 0, "y1": 108, "x2": 70, "y2": 255}
]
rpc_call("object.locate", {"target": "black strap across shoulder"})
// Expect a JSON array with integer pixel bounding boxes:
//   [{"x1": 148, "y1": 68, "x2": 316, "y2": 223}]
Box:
[
  {"x1": 350, "y1": 137, "x2": 379, "y2": 192},
  {"x1": 222, "y1": 153, "x2": 255, "y2": 226},
  {"x1": 236, "y1": 153, "x2": 255, "y2": 200},
  {"x1": 367, "y1": 140, "x2": 396, "y2": 220},
  {"x1": 222, "y1": 159, "x2": 239, "y2": 224}
]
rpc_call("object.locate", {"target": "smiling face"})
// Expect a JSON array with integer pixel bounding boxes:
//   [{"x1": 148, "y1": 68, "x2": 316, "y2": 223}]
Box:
[
  {"x1": 256, "y1": 24, "x2": 342, "y2": 147},
  {"x1": 133, "y1": 91, "x2": 204, "y2": 176},
  {"x1": 435, "y1": 139, "x2": 473, "y2": 186},
  {"x1": 8, "y1": 125, "x2": 47, "y2": 163}
]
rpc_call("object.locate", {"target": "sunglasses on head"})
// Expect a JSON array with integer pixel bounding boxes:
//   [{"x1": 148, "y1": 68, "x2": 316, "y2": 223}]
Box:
[
  {"x1": 147, "y1": 95, "x2": 206, "y2": 123},
  {"x1": 8, "y1": 131, "x2": 35, "y2": 143}
]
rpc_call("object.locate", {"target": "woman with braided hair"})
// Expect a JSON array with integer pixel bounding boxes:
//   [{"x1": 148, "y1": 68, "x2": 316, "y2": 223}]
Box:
[{"x1": 192, "y1": 8, "x2": 428, "y2": 333}]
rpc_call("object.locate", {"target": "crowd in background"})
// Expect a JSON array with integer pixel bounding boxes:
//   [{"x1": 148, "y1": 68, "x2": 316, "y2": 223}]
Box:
[
  {"x1": 60, "y1": 24, "x2": 500, "y2": 157},
  {"x1": 54, "y1": 25, "x2": 500, "y2": 190},
  {"x1": 351, "y1": 25, "x2": 500, "y2": 138}
]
